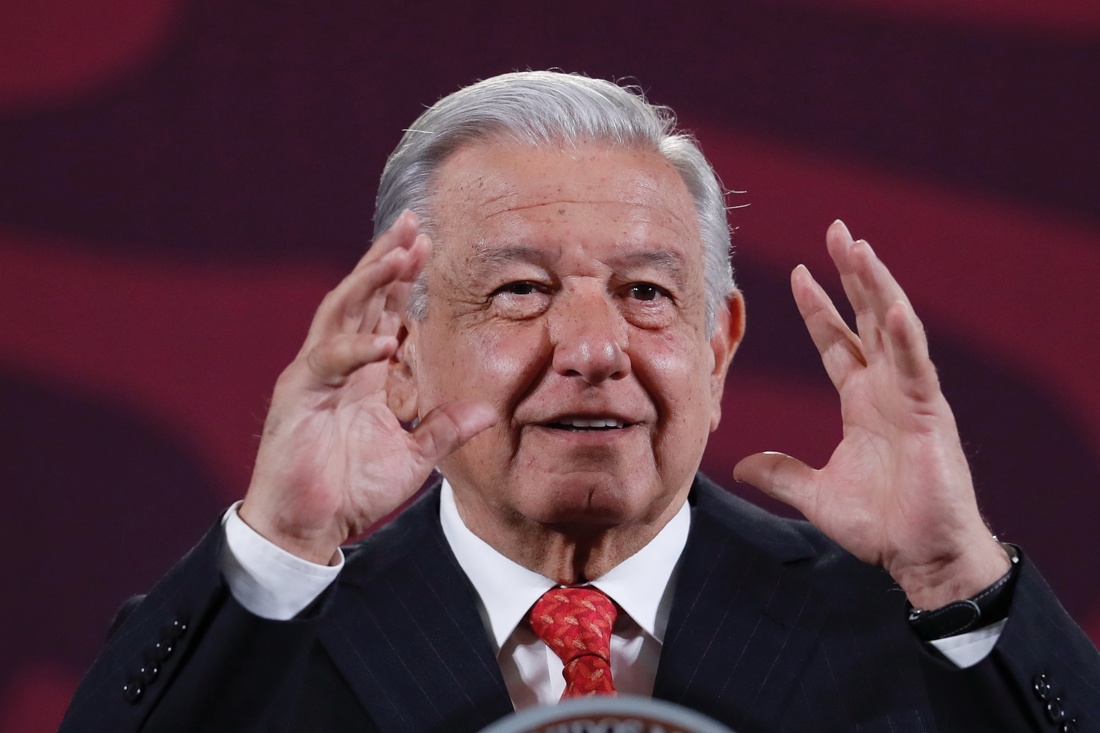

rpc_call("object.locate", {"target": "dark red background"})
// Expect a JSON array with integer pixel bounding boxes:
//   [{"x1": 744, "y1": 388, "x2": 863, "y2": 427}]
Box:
[{"x1": 2, "y1": 1, "x2": 1098, "y2": 729}]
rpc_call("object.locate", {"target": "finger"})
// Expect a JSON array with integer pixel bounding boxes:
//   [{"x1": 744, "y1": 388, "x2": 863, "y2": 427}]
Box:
[
  {"x1": 353, "y1": 234, "x2": 430, "y2": 339},
  {"x1": 350, "y1": 209, "x2": 421, "y2": 275},
  {"x1": 303, "y1": 334, "x2": 399, "y2": 386},
  {"x1": 825, "y1": 221, "x2": 884, "y2": 354},
  {"x1": 791, "y1": 264, "x2": 865, "y2": 390},
  {"x1": 338, "y1": 234, "x2": 430, "y2": 327},
  {"x1": 825, "y1": 221, "x2": 934, "y2": 385},
  {"x1": 851, "y1": 250, "x2": 934, "y2": 389},
  {"x1": 382, "y1": 233, "x2": 431, "y2": 318},
  {"x1": 733, "y1": 451, "x2": 818, "y2": 516},
  {"x1": 409, "y1": 400, "x2": 498, "y2": 469},
  {"x1": 303, "y1": 231, "x2": 431, "y2": 350},
  {"x1": 825, "y1": 221, "x2": 911, "y2": 356},
  {"x1": 884, "y1": 300, "x2": 939, "y2": 399}
]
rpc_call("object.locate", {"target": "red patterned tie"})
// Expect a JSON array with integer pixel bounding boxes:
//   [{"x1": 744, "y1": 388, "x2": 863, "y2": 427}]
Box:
[{"x1": 529, "y1": 586, "x2": 618, "y2": 699}]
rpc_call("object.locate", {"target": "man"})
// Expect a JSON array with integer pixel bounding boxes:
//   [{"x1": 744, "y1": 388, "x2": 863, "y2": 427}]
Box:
[{"x1": 61, "y1": 71, "x2": 1099, "y2": 732}]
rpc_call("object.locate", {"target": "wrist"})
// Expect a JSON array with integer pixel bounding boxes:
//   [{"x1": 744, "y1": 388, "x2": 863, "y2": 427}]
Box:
[
  {"x1": 238, "y1": 499, "x2": 343, "y2": 566},
  {"x1": 908, "y1": 543, "x2": 1020, "y2": 641},
  {"x1": 895, "y1": 535, "x2": 1013, "y2": 611}
]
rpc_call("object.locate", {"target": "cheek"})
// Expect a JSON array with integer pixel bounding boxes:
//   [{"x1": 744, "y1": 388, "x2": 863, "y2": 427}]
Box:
[
  {"x1": 638, "y1": 334, "x2": 712, "y2": 404},
  {"x1": 422, "y1": 323, "x2": 548, "y2": 411},
  {"x1": 434, "y1": 326, "x2": 550, "y2": 484},
  {"x1": 636, "y1": 336, "x2": 715, "y2": 448},
  {"x1": 478, "y1": 331, "x2": 536, "y2": 380}
]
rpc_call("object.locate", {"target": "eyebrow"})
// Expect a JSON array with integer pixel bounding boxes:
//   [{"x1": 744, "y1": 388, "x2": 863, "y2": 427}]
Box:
[
  {"x1": 470, "y1": 244, "x2": 686, "y2": 273},
  {"x1": 612, "y1": 249, "x2": 685, "y2": 273},
  {"x1": 470, "y1": 244, "x2": 553, "y2": 272}
]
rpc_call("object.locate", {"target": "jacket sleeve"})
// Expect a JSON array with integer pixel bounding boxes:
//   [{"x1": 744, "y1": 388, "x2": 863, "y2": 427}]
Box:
[
  {"x1": 918, "y1": 550, "x2": 1100, "y2": 732},
  {"x1": 58, "y1": 521, "x2": 325, "y2": 733}
]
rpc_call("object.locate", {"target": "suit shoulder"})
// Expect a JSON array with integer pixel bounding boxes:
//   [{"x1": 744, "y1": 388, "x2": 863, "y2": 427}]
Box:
[
  {"x1": 339, "y1": 481, "x2": 447, "y2": 583},
  {"x1": 691, "y1": 473, "x2": 896, "y2": 594}
]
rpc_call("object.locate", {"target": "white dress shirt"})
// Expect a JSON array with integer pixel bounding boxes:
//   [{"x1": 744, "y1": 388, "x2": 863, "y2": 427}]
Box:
[
  {"x1": 219, "y1": 480, "x2": 1003, "y2": 711},
  {"x1": 437, "y1": 480, "x2": 688, "y2": 707}
]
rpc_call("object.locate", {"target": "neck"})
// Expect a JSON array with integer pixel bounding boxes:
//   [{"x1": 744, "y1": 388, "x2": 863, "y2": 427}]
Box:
[{"x1": 455, "y1": 494, "x2": 686, "y2": 584}]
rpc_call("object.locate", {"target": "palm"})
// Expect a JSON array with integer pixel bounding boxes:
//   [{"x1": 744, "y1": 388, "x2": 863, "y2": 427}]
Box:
[
  {"x1": 262, "y1": 368, "x2": 417, "y2": 538},
  {"x1": 241, "y1": 212, "x2": 495, "y2": 563},
  {"x1": 812, "y1": 349, "x2": 971, "y2": 573},
  {"x1": 735, "y1": 221, "x2": 1007, "y2": 607}
]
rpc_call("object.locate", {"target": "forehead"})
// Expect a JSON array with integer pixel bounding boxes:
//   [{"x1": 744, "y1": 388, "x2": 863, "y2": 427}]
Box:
[{"x1": 428, "y1": 140, "x2": 700, "y2": 253}]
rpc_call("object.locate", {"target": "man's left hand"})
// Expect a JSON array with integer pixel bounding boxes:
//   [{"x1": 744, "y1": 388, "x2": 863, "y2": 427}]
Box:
[{"x1": 734, "y1": 220, "x2": 1010, "y2": 610}]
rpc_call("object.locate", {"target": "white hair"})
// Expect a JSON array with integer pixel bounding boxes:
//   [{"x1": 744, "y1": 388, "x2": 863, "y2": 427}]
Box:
[{"x1": 373, "y1": 71, "x2": 735, "y2": 334}]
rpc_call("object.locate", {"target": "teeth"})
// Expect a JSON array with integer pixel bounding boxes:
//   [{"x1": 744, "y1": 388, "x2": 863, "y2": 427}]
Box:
[{"x1": 559, "y1": 418, "x2": 625, "y2": 429}]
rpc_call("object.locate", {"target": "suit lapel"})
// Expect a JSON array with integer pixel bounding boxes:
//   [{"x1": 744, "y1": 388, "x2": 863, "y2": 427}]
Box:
[
  {"x1": 308, "y1": 476, "x2": 831, "y2": 731},
  {"x1": 317, "y1": 485, "x2": 514, "y2": 733},
  {"x1": 654, "y1": 477, "x2": 827, "y2": 732}
]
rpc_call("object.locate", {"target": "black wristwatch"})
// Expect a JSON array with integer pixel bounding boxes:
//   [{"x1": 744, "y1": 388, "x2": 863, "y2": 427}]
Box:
[{"x1": 907, "y1": 542, "x2": 1021, "y2": 642}]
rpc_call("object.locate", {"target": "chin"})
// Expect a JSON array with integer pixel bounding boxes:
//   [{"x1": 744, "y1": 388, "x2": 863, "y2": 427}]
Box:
[{"x1": 521, "y1": 474, "x2": 654, "y2": 529}]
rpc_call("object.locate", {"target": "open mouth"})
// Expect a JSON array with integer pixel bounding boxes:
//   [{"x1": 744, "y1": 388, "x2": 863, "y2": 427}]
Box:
[{"x1": 544, "y1": 418, "x2": 630, "y2": 432}]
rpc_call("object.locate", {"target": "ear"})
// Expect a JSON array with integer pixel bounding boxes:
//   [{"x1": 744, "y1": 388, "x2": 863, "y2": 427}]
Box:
[
  {"x1": 386, "y1": 321, "x2": 420, "y2": 422},
  {"x1": 708, "y1": 289, "x2": 745, "y2": 432}
]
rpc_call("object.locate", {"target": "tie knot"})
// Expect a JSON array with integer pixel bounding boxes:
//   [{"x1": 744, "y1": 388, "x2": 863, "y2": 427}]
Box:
[{"x1": 529, "y1": 587, "x2": 618, "y2": 699}]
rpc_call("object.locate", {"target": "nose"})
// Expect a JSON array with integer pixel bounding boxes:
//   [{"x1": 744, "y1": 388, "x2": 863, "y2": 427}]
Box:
[{"x1": 549, "y1": 287, "x2": 630, "y2": 384}]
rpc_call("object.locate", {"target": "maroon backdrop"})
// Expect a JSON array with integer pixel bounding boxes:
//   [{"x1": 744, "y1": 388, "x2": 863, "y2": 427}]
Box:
[{"x1": 2, "y1": 1, "x2": 1098, "y2": 730}]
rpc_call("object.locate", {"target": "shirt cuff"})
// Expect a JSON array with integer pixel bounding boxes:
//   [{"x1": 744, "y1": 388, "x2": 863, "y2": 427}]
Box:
[
  {"x1": 219, "y1": 501, "x2": 343, "y2": 621},
  {"x1": 929, "y1": 618, "x2": 1007, "y2": 669}
]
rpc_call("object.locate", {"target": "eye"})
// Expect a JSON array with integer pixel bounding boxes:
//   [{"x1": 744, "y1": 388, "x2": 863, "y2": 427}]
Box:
[
  {"x1": 619, "y1": 281, "x2": 676, "y2": 328},
  {"x1": 627, "y1": 283, "x2": 667, "y2": 302},
  {"x1": 496, "y1": 281, "x2": 544, "y2": 296},
  {"x1": 488, "y1": 280, "x2": 553, "y2": 319}
]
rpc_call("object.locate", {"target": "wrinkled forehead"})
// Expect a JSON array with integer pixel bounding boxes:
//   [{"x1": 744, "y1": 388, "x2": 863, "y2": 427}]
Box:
[
  {"x1": 403, "y1": 139, "x2": 706, "y2": 322},
  {"x1": 426, "y1": 139, "x2": 699, "y2": 243}
]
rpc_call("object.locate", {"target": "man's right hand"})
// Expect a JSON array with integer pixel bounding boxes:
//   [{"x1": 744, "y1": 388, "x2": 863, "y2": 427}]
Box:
[{"x1": 238, "y1": 211, "x2": 497, "y2": 565}]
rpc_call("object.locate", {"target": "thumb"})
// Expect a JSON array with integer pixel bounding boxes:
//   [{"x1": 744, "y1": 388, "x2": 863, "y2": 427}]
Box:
[
  {"x1": 410, "y1": 399, "x2": 498, "y2": 469},
  {"x1": 734, "y1": 451, "x2": 817, "y2": 515}
]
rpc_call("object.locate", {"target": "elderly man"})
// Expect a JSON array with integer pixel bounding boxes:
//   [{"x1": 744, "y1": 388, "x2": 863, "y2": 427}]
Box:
[{"x1": 62, "y1": 72, "x2": 1098, "y2": 732}]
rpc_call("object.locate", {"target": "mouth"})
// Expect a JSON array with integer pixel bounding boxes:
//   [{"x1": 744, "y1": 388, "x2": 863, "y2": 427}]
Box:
[{"x1": 542, "y1": 417, "x2": 633, "y2": 432}]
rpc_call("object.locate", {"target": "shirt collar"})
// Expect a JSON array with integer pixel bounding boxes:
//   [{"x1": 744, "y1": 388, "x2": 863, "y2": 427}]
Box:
[{"x1": 439, "y1": 479, "x2": 691, "y2": 651}]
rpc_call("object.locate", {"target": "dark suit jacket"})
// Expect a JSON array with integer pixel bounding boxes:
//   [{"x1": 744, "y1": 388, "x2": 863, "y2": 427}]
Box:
[{"x1": 61, "y1": 475, "x2": 1100, "y2": 732}]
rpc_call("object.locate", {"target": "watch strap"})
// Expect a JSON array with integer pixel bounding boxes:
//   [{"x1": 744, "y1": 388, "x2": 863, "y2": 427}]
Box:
[{"x1": 907, "y1": 542, "x2": 1020, "y2": 641}]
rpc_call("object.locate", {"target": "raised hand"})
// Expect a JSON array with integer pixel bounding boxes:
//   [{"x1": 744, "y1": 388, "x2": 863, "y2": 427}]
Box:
[
  {"x1": 239, "y1": 211, "x2": 497, "y2": 564},
  {"x1": 734, "y1": 220, "x2": 1010, "y2": 609}
]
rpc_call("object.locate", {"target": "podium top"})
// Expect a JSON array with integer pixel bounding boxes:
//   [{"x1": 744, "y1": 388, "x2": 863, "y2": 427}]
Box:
[{"x1": 479, "y1": 695, "x2": 735, "y2": 733}]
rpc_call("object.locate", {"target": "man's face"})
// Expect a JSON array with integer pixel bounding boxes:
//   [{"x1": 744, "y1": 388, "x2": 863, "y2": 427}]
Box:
[{"x1": 400, "y1": 140, "x2": 742, "y2": 540}]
